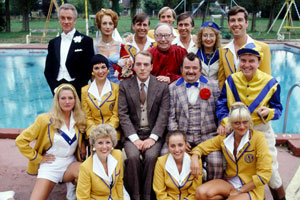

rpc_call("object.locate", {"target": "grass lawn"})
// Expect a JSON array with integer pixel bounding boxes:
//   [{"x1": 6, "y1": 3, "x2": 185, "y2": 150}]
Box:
[{"x1": 0, "y1": 16, "x2": 299, "y2": 43}]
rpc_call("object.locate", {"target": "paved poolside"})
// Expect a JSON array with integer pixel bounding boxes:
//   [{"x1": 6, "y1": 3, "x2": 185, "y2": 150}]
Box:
[{"x1": 0, "y1": 138, "x2": 299, "y2": 200}]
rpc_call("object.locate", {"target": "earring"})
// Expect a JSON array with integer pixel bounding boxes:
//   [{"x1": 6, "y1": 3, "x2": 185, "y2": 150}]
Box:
[
  {"x1": 92, "y1": 72, "x2": 95, "y2": 76},
  {"x1": 107, "y1": 70, "x2": 110, "y2": 74},
  {"x1": 92, "y1": 147, "x2": 96, "y2": 151}
]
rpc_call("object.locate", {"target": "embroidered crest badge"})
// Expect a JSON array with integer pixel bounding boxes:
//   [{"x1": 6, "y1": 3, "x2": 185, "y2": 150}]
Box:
[{"x1": 244, "y1": 153, "x2": 254, "y2": 163}]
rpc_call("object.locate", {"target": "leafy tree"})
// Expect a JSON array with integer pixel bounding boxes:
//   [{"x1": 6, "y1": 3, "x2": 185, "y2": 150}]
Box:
[
  {"x1": 130, "y1": 0, "x2": 138, "y2": 19},
  {"x1": 14, "y1": 0, "x2": 38, "y2": 31},
  {"x1": 0, "y1": 1, "x2": 6, "y2": 32},
  {"x1": 111, "y1": 0, "x2": 119, "y2": 16},
  {"x1": 144, "y1": 0, "x2": 163, "y2": 16},
  {"x1": 5, "y1": 0, "x2": 10, "y2": 32},
  {"x1": 88, "y1": 0, "x2": 103, "y2": 13}
]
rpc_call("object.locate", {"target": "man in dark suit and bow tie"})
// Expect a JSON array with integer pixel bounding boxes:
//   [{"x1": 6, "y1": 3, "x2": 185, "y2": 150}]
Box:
[
  {"x1": 44, "y1": 3, "x2": 94, "y2": 97},
  {"x1": 118, "y1": 51, "x2": 170, "y2": 200},
  {"x1": 168, "y1": 52, "x2": 222, "y2": 181}
]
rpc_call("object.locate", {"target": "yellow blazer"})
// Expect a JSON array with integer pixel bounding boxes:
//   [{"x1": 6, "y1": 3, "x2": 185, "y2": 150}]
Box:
[
  {"x1": 15, "y1": 113, "x2": 83, "y2": 175},
  {"x1": 153, "y1": 153, "x2": 202, "y2": 200},
  {"x1": 81, "y1": 82, "x2": 119, "y2": 138},
  {"x1": 218, "y1": 40, "x2": 271, "y2": 89},
  {"x1": 76, "y1": 150, "x2": 123, "y2": 200},
  {"x1": 191, "y1": 130, "x2": 272, "y2": 200}
]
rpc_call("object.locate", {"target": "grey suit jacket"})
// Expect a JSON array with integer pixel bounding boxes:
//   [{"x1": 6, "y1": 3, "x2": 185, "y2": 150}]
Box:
[{"x1": 118, "y1": 75, "x2": 170, "y2": 138}]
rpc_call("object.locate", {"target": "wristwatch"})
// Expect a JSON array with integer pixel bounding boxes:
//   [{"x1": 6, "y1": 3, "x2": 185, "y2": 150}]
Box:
[{"x1": 237, "y1": 186, "x2": 242, "y2": 193}]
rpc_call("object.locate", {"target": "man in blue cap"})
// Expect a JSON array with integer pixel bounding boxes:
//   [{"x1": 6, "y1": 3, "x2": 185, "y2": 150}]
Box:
[{"x1": 216, "y1": 43, "x2": 285, "y2": 200}]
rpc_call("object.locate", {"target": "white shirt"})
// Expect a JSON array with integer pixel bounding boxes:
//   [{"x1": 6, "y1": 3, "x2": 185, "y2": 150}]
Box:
[
  {"x1": 128, "y1": 35, "x2": 155, "y2": 52},
  {"x1": 57, "y1": 28, "x2": 76, "y2": 82},
  {"x1": 128, "y1": 77, "x2": 159, "y2": 143},
  {"x1": 165, "y1": 152, "x2": 191, "y2": 186},
  {"x1": 172, "y1": 35, "x2": 195, "y2": 52},
  {"x1": 185, "y1": 80, "x2": 200, "y2": 105},
  {"x1": 93, "y1": 153, "x2": 117, "y2": 184},
  {"x1": 88, "y1": 79, "x2": 112, "y2": 106},
  {"x1": 223, "y1": 35, "x2": 254, "y2": 71}
]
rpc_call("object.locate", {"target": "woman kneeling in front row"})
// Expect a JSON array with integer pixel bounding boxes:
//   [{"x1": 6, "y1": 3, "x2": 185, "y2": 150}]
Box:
[
  {"x1": 153, "y1": 131, "x2": 202, "y2": 200},
  {"x1": 76, "y1": 124, "x2": 123, "y2": 199},
  {"x1": 191, "y1": 102, "x2": 273, "y2": 200}
]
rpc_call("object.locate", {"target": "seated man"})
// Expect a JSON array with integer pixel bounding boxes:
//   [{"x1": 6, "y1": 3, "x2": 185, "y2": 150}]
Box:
[
  {"x1": 118, "y1": 51, "x2": 170, "y2": 200},
  {"x1": 148, "y1": 23, "x2": 187, "y2": 84},
  {"x1": 148, "y1": 6, "x2": 179, "y2": 40},
  {"x1": 126, "y1": 13, "x2": 155, "y2": 57},
  {"x1": 172, "y1": 12, "x2": 195, "y2": 52},
  {"x1": 168, "y1": 52, "x2": 222, "y2": 181},
  {"x1": 216, "y1": 43, "x2": 285, "y2": 200}
]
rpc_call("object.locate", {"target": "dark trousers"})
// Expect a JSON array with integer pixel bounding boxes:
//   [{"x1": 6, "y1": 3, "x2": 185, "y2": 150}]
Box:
[{"x1": 124, "y1": 132, "x2": 162, "y2": 200}]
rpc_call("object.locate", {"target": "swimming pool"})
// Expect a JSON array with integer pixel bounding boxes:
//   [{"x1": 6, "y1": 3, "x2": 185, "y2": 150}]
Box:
[{"x1": 0, "y1": 44, "x2": 299, "y2": 133}]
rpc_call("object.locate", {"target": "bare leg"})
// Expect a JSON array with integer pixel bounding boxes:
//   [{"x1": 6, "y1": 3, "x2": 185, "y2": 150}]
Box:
[
  {"x1": 196, "y1": 179, "x2": 234, "y2": 200},
  {"x1": 62, "y1": 161, "x2": 81, "y2": 183},
  {"x1": 30, "y1": 178, "x2": 56, "y2": 200},
  {"x1": 227, "y1": 193, "x2": 250, "y2": 200}
]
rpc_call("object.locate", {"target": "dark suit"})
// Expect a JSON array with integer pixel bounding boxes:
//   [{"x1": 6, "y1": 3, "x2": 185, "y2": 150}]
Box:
[
  {"x1": 118, "y1": 75, "x2": 169, "y2": 200},
  {"x1": 44, "y1": 30, "x2": 94, "y2": 97}
]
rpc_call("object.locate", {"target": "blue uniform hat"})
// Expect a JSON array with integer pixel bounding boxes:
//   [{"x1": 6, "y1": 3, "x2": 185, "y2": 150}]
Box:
[
  {"x1": 237, "y1": 43, "x2": 261, "y2": 57},
  {"x1": 200, "y1": 21, "x2": 220, "y2": 31}
]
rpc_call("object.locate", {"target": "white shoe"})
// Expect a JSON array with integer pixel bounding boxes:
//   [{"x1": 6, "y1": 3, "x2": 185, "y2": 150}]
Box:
[{"x1": 66, "y1": 182, "x2": 76, "y2": 200}]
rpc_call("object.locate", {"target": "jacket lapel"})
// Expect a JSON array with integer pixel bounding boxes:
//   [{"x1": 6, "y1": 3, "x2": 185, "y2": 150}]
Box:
[
  {"x1": 129, "y1": 77, "x2": 141, "y2": 119},
  {"x1": 224, "y1": 48, "x2": 236, "y2": 74},
  {"x1": 66, "y1": 31, "x2": 78, "y2": 63},
  {"x1": 199, "y1": 76, "x2": 208, "y2": 126},
  {"x1": 54, "y1": 36, "x2": 61, "y2": 64},
  {"x1": 146, "y1": 76, "x2": 158, "y2": 115},
  {"x1": 175, "y1": 78, "x2": 189, "y2": 118}
]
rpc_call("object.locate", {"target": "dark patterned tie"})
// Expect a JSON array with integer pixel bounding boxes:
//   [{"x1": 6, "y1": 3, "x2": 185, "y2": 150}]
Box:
[{"x1": 140, "y1": 83, "x2": 146, "y2": 104}]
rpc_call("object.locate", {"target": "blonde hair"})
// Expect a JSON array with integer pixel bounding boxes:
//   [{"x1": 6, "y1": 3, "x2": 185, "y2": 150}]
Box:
[
  {"x1": 95, "y1": 9, "x2": 118, "y2": 29},
  {"x1": 228, "y1": 102, "x2": 253, "y2": 129},
  {"x1": 158, "y1": 7, "x2": 176, "y2": 20},
  {"x1": 49, "y1": 84, "x2": 86, "y2": 133},
  {"x1": 196, "y1": 27, "x2": 221, "y2": 50},
  {"x1": 89, "y1": 124, "x2": 118, "y2": 149}
]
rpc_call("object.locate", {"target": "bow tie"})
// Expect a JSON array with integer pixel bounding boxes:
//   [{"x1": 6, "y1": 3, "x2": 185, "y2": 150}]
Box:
[
  {"x1": 186, "y1": 82, "x2": 199, "y2": 88},
  {"x1": 61, "y1": 34, "x2": 73, "y2": 40}
]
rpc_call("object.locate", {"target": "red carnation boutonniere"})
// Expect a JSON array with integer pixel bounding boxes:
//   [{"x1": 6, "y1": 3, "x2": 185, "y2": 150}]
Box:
[{"x1": 199, "y1": 88, "x2": 211, "y2": 100}]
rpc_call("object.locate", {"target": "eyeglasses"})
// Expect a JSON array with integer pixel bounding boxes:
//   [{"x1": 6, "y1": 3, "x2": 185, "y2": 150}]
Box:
[
  {"x1": 232, "y1": 121, "x2": 249, "y2": 126},
  {"x1": 155, "y1": 33, "x2": 172, "y2": 40}
]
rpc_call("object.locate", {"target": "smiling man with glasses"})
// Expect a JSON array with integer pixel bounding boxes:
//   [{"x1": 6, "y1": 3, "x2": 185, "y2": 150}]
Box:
[{"x1": 148, "y1": 23, "x2": 187, "y2": 84}]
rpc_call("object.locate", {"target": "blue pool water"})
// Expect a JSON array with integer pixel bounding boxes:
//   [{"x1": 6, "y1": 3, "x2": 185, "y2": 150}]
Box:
[{"x1": 0, "y1": 45, "x2": 299, "y2": 133}]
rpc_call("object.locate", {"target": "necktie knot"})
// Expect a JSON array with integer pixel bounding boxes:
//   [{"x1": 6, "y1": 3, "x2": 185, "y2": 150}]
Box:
[{"x1": 186, "y1": 82, "x2": 199, "y2": 88}]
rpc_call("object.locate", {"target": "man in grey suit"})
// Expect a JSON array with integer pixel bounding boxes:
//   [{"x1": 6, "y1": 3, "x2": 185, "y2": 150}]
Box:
[
  {"x1": 118, "y1": 51, "x2": 170, "y2": 200},
  {"x1": 168, "y1": 52, "x2": 222, "y2": 181}
]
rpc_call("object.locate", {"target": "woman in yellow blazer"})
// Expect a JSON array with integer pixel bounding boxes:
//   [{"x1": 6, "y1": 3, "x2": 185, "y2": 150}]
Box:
[
  {"x1": 153, "y1": 131, "x2": 202, "y2": 200},
  {"x1": 15, "y1": 84, "x2": 86, "y2": 200},
  {"x1": 81, "y1": 54, "x2": 119, "y2": 139},
  {"x1": 191, "y1": 102, "x2": 273, "y2": 200},
  {"x1": 76, "y1": 124, "x2": 123, "y2": 200}
]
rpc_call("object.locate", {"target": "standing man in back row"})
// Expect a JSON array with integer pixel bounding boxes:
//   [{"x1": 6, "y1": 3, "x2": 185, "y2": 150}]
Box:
[
  {"x1": 44, "y1": 3, "x2": 94, "y2": 97},
  {"x1": 218, "y1": 6, "x2": 271, "y2": 89}
]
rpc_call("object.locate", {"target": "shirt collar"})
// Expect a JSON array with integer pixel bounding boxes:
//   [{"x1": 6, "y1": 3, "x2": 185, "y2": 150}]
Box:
[
  {"x1": 61, "y1": 28, "x2": 76, "y2": 39},
  {"x1": 93, "y1": 153, "x2": 118, "y2": 182},
  {"x1": 131, "y1": 35, "x2": 155, "y2": 51},
  {"x1": 137, "y1": 76, "x2": 150, "y2": 89},
  {"x1": 165, "y1": 152, "x2": 191, "y2": 186},
  {"x1": 224, "y1": 130, "x2": 250, "y2": 158},
  {"x1": 88, "y1": 79, "x2": 112, "y2": 104},
  {"x1": 172, "y1": 35, "x2": 195, "y2": 50}
]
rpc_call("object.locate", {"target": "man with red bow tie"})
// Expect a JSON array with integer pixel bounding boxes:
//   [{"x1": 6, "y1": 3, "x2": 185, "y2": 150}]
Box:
[{"x1": 167, "y1": 52, "x2": 222, "y2": 181}]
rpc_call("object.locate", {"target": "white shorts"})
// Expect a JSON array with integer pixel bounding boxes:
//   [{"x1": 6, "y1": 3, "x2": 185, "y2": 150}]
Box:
[{"x1": 37, "y1": 156, "x2": 76, "y2": 183}]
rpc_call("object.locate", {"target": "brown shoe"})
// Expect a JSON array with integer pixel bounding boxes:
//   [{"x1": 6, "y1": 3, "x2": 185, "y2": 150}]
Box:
[{"x1": 269, "y1": 185, "x2": 286, "y2": 200}]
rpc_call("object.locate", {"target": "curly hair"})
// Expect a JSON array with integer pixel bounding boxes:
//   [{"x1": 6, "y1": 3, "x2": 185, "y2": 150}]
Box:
[
  {"x1": 95, "y1": 9, "x2": 118, "y2": 29},
  {"x1": 89, "y1": 124, "x2": 118, "y2": 149},
  {"x1": 49, "y1": 84, "x2": 86, "y2": 133},
  {"x1": 196, "y1": 27, "x2": 221, "y2": 51}
]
